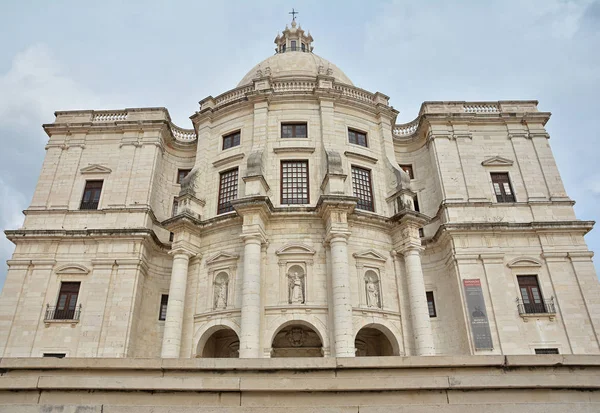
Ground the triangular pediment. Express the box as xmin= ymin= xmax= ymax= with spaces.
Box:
xmin=80 ymin=164 xmax=112 ymax=174
xmin=206 ymin=251 xmax=239 ymax=265
xmin=276 ymin=243 xmax=316 ymax=256
xmin=481 ymin=156 xmax=514 ymax=167
xmin=353 ymin=249 xmax=388 ymax=263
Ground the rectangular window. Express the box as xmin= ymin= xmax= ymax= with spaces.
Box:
xmin=301 ymin=43 xmax=306 ymax=52
xmin=172 ymin=199 xmax=178 ymax=217
xmin=291 ymin=40 xmax=297 ymax=50
xmin=159 ymin=294 xmax=168 ymax=321
xmin=535 ymin=348 xmax=559 ymax=354
xmin=518 ymin=275 xmax=546 ymax=314
xmin=491 ymin=172 xmax=515 ymax=203
xmin=399 ymin=164 xmax=414 ymax=179
xmin=177 ymin=169 xmax=191 ymax=184
xmin=351 ymin=166 xmax=374 ymax=211
xmin=217 ymin=168 xmax=239 ymax=214
xmin=281 ymin=160 xmax=309 ymax=205
xmin=426 ymin=291 xmax=437 ymax=317
xmin=80 ymin=180 xmax=103 ymax=210
xmin=281 ymin=122 xmax=307 ymax=138
xmin=55 ymin=282 xmax=80 ymax=320
xmin=43 ymin=353 xmax=66 ymax=358
xmin=348 ymin=128 xmax=367 ymax=147
xmin=222 ymin=130 xmax=241 ymax=150
xmin=413 ymin=195 xmax=420 ymax=212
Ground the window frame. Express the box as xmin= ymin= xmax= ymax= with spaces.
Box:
xmin=490 ymin=172 xmax=515 ymax=203
xmin=517 ymin=275 xmax=546 ymax=314
xmin=55 ymin=281 xmax=80 ymax=320
xmin=348 ymin=128 xmax=368 ymax=147
xmin=351 ymin=165 xmax=375 ymax=212
xmin=281 ymin=122 xmax=308 ymax=139
xmin=426 ymin=291 xmax=437 ymax=318
xmin=399 ymin=164 xmax=414 ymax=179
xmin=176 ymin=168 xmax=191 ymax=184
xmin=217 ymin=167 xmax=239 ymax=214
xmin=222 ymin=130 xmax=241 ymax=150
xmin=80 ymin=180 xmax=103 ymax=210
xmin=159 ymin=294 xmax=169 ymax=321
xmin=280 ymin=160 xmax=310 ymax=205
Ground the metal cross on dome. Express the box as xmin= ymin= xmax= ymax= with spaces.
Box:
xmin=289 ymin=8 xmax=299 ymax=22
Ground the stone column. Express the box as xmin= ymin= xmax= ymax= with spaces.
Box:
xmin=161 ymin=249 xmax=193 ymax=358
xmin=239 ymin=234 xmax=263 ymax=358
xmin=329 ymin=233 xmax=355 ymax=357
xmin=403 ymin=247 xmax=435 ymax=355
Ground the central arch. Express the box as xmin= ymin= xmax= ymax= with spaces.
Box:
xmin=355 ymin=323 xmax=400 ymax=356
xmin=196 ymin=325 xmax=240 ymax=358
xmin=270 ymin=320 xmax=324 ymax=358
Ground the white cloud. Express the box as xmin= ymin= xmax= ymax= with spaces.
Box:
xmin=0 ymin=44 xmax=117 ymax=288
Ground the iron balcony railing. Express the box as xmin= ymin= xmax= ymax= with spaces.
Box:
xmin=79 ymin=201 xmax=99 ymax=210
xmin=516 ymin=297 xmax=556 ymax=315
xmin=276 ymin=46 xmax=310 ymax=53
xmin=44 ymin=304 xmax=82 ymax=321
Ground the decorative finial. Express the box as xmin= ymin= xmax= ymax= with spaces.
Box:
xmin=289 ymin=8 xmax=299 ymax=22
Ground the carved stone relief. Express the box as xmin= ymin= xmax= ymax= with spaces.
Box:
xmin=213 ymin=272 xmax=229 ymax=309
xmin=365 ymin=270 xmax=381 ymax=308
xmin=287 ymin=265 xmax=305 ymax=304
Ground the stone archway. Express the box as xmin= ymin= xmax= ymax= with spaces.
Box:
xmin=197 ymin=326 xmax=239 ymax=358
xmin=271 ymin=323 xmax=323 ymax=357
xmin=355 ymin=325 xmax=398 ymax=356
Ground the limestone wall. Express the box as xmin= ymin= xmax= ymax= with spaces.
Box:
xmin=0 ymin=356 xmax=599 ymax=412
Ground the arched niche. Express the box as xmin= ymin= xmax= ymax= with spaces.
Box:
xmin=355 ymin=323 xmax=400 ymax=356
xmin=364 ymin=269 xmax=382 ymax=308
xmin=196 ymin=325 xmax=240 ymax=358
xmin=213 ymin=271 xmax=229 ymax=309
xmin=270 ymin=320 xmax=323 ymax=358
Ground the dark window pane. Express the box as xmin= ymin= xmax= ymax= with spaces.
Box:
xmin=177 ymin=169 xmax=191 ymax=184
xmin=351 ymin=166 xmax=374 ymax=211
xmin=348 ymin=128 xmax=367 ymax=147
xmin=281 ymin=123 xmax=307 ymax=138
xmin=55 ymin=282 xmax=80 ymax=320
xmin=426 ymin=291 xmax=437 ymax=317
xmin=223 ymin=131 xmax=241 ymax=150
xmin=217 ymin=168 xmax=239 ymax=214
xmin=491 ymin=172 xmax=515 ymax=202
xmin=535 ymin=348 xmax=559 ymax=354
xmin=281 ymin=161 xmax=309 ymax=204
xmin=159 ymin=294 xmax=169 ymax=321
xmin=517 ymin=275 xmax=546 ymax=314
xmin=399 ymin=164 xmax=414 ymax=179
xmin=80 ymin=180 xmax=103 ymax=210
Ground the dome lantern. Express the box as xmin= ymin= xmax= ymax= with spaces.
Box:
xmin=274 ymin=19 xmax=314 ymax=54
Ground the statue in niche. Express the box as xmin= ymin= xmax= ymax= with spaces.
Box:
xmin=214 ymin=273 xmax=228 ymax=309
xmin=288 ymin=270 xmax=305 ymax=304
xmin=365 ymin=272 xmax=381 ymax=308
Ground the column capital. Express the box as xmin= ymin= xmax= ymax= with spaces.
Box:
xmin=168 ymin=247 xmax=198 ymax=259
xmin=240 ymin=231 xmax=267 ymax=245
xmin=398 ymin=245 xmax=424 ymax=256
xmin=325 ymin=231 xmax=351 ymax=244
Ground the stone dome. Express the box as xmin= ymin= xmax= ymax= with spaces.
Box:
xmin=237 ymin=51 xmax=353 ymax=87
xmin=237 ymin=20 xmax=353 ymax=87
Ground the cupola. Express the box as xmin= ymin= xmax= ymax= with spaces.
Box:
xmin=274 ymin=20 xmax=314 ymax=53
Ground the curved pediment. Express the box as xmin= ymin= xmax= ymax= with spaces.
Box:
xmin=276 ymin=243 xmax=316 ymax=256
xmin=353 ymin=249 xmax=388 ymax=263
xmin=507 ymin=257 xmax=542 ymax=268
xmin=80 ymin=164 xmax=112 ymax=174
xmin=55 ymin=264 xmax=90 ymax=275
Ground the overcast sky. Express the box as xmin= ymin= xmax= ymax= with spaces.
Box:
xmin=0 ymin=0 xmax=599 ymax=287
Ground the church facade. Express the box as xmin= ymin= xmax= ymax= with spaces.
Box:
xmin=1 ymin=20 xmax=599 ymax=363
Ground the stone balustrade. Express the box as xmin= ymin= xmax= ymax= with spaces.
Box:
xmin=170 ymin=124 xmax=197 ymax=141
xmin=92 ymin=112 xmax=128 ymax=122
xmin=463 ymin=103 xmax=500 ymax=113
xmin=214 ymin=85 xmax=254 ymax=106
xmin=272 ymin=80 xmax=316 ymax=92
xmin=333 ymin=84 xmax=375 ymax=104
xmin=393 ymin=120 xmax=419 ymax=137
